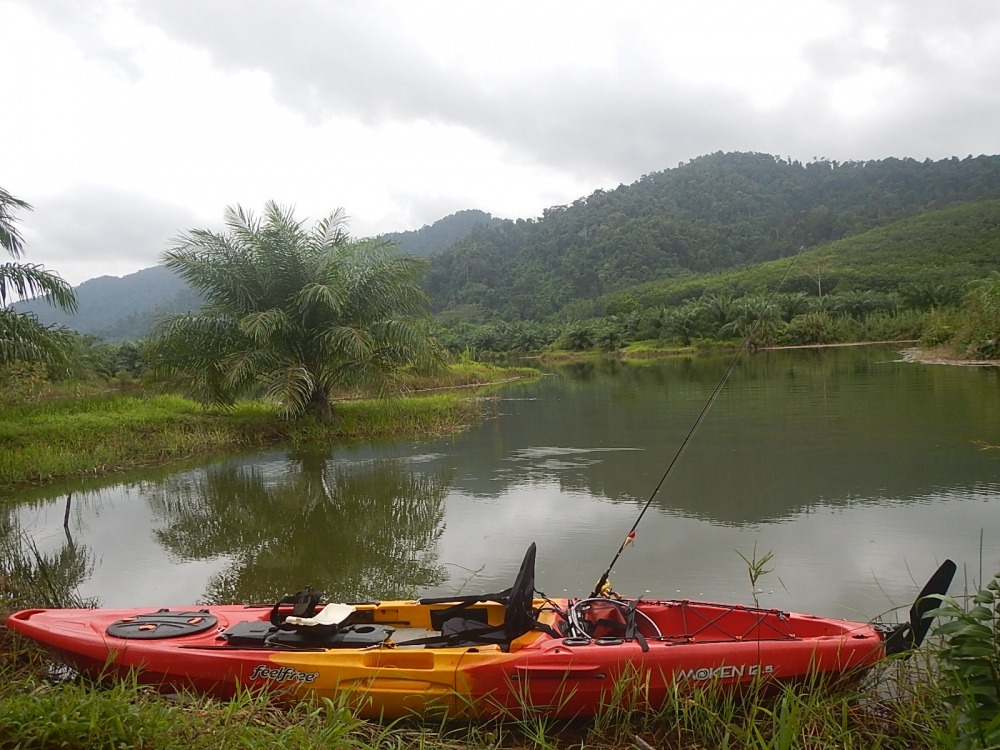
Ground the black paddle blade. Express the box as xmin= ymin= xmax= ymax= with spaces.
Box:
xmin=884 ymin=558 xmax=957 ymax=656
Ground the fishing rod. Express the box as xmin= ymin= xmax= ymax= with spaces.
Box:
xmin=589 ymin=254 xmax=803 ymax=599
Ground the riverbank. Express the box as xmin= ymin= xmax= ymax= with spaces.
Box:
xmin=0 ymin=361 xmax=540 ymax=494
xmin=551 ymin=339 xmax=1000 ymax=367
xmin=897 ymin=345 xmax=1000 ymax=367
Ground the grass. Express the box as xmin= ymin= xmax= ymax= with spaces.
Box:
xmin=0 ymin=363 xmax=537 ymax=494
xmin=0 ymin=629 xmax=973 ymax=750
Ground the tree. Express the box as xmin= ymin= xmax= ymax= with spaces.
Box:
xmin=0 ymin=188 xmax=77 ymax=366
xmin=663 ymin=304 xmax=704 ymax=346
xmin=143 ymin=202 xmax=444 ymax=421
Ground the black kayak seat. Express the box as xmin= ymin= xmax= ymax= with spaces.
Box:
xmin=412 ymin=542 xmax=553 ymax=650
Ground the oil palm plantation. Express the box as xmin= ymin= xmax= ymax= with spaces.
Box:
xmin=144 ymin=202 xmax=443 ymax=422
xmin=0 ymin=187 xmax=77 ymax=366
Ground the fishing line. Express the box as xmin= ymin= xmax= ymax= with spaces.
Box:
xmin=590 ymin=252 xmax=805 ymax=598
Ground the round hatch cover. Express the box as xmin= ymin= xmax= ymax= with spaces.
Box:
xmin=106 ymin=609 xmax=218 ymax=639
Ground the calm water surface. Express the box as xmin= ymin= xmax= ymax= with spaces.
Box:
xmin=9 ymin=345 xmax=1000 ymax=621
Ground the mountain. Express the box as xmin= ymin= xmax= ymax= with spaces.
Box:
xmin=424 ymin=152 xmax=1000 ymax=320
xmin=380 ymin=209 xmax=501 ymax=256
xmin=13 ymin=266 xmax=202 ymax=343
xmin=620 ymin=198 xmax=1000 ymax=310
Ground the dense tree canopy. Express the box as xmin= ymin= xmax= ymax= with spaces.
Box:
xmin=0 ymin=187 xmax=77 ymax=366
xmin=425 ymin=153 xmax=1000 ymax=321
xmin=144 ymin=202 xmax=443 ymax=421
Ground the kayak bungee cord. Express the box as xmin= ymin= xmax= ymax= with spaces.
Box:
xmin=589 ymin=253 xmax=804 ymax=599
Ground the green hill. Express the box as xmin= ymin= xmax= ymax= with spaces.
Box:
xmin=616 ymin=199 xmax=1000 ymax=310
xmin=12 ymin=266 xmax=202 ymax=343
xmin=380 ymin=209 xmax=501 ymax=256
xmin=425 ymin=152 xmax=1000 ymax=321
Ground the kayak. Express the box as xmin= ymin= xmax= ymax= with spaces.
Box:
xmin=4 ymin=544 xmax=955 ymax=719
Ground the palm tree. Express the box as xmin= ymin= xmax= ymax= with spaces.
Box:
xmin=664 ymin=304 xmax=704 ymax=346
xmin=143 ymin=202 xmax=443 ymax=422
xmin=0 ymin=188 xmax=77 ymax=366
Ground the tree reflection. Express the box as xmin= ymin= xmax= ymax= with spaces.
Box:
xmin=147 ymin=447 xmax=451 ymax=604
xmin=0 ymin=512 xmax=94 ymax=609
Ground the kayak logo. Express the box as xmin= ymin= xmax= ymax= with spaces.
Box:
xmin=249 ymin=664 xmax=320 ymax=684
xmin=675 ymin=664 xmax=774 ymax=682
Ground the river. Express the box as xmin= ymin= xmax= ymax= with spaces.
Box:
xmin=8 ymin=344 xmax=999 ymax=622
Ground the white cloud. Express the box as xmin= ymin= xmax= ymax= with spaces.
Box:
xmin=2 ymin=0 xmax=998 ymax=285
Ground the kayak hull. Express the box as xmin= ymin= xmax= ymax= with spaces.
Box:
xmin=5 ymin=597 xmax=885 ymax=719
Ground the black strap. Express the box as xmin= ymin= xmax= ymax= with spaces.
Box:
xmin=622 ymin=599 xmax=649 ymax=652
xmin=418 ymin=586 xmax=513 ymax=607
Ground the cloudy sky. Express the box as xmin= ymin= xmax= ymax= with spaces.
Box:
xmin=3 ymin=0 xmax=998 ymax=287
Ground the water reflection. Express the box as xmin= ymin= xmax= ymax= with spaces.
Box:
xmin=146 ymin=447 xmax=451 ymax=603
xmin=1 ymin=511 xmax=94 ymax=608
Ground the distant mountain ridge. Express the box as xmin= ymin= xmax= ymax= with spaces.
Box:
xmin=380 ymin=209 xmax=501 ymax=256
xmin=14 ymin=266 xmax=202 ymax=343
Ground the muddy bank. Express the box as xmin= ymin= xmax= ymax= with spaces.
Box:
xmin=897 ymin=346 xmax=1000 ymax=367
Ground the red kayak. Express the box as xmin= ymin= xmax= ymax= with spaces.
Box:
xmin=4 ymin=544 xmax=954 ymax=719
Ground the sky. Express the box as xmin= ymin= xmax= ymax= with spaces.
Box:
xmin=3 ymin=0 xmax=999 ymax=287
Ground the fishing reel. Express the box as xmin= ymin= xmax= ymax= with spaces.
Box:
xmin=595 ymin=579 xmax=624 ymax=600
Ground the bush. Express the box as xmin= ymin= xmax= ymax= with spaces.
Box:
xmin=932 ymin=570 xmax=1000 ymax=748
xmin=0 ymin=361 xmax=47 ymax=404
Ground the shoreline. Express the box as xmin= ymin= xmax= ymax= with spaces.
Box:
xmin=763 ymin=340 xmax=1000 ymax=367
xmin=896 ymin=345 xmax=1000 ymax=367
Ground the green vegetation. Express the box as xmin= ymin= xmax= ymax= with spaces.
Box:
xmin=0 ymin=361 xmax=527 ymax=493
xmin=0 ymin=187 xmax=78 ymax=368
xmin=11 ymin=156 xmax=1000 ymax=364
xmin=930 ymin=570 xmax=1000 ymax=747
xmin=145 ymin=202 xmax=444 ymax=422
xmin=436 ymin=200 xmax=1000 ymax=361
xmin=426 ymin=153 xmax=1000 ymax=322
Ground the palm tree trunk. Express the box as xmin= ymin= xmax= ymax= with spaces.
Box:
xmin=308 ymin=389 xmax=333 ymax=423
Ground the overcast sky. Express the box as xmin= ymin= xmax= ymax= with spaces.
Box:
xmin=3 ymin=0 xmax=998 ymax=287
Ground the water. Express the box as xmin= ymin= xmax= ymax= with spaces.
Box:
xmin=7 ymin=345 xmax=999 ymax=621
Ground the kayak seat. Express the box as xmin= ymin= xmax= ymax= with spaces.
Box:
xmin=440 ymin=616 xmax=506 ymax=646
xmin=408 ymin=542 xmax=557 ymax=651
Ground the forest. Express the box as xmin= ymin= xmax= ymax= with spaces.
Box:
xmin=425 ymin=152 xmax=1000 ymax=323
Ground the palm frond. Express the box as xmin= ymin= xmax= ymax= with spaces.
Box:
xmin=0 ymin=187 xmax=32 ymax=258
xmin=0 ymin=262 xmax=77 ymax=311
xmin=222 ymin=347 xmax=291 ymax=394
xmin=257 ymin=364 xmax=315 ymax=417
xmin=0 ymin=309 xmax=76 ymax=366
xmin=293 ymin=282 xmax=347 ymax=319
xmin=318 ymin=324 xmax=375 ymax=361
xmin=164 ymin=232 xmax=268 ymax=314
xmin=143 ymin=313 xmax=248 ymax=404
xmin=239 ymin=308 xmax=296 ymax=345
xmin=310 ymin=208 xmax=350 ymax=251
